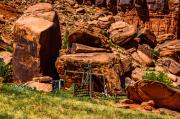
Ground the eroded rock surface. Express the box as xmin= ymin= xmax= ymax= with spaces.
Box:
xmin=13 ymin=3 xmax=61 ymax=83
xmin=56 ymin=52 xmax=132 ymax=95
xmin=126 ymin=80 xmax=180 ymax=111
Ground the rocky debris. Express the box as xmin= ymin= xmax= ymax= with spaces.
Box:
xmin=155 ymin=40 xmax=180 ymax=57
xmin=32 ymin=76 xmax=52 ymax=83
xmin=157 ymin=33 xmax=176 ymax=44
xmin=97 ymin=15 xmax=115 ymax=29
xmin=56 ymin=52 xmax=132 ymax=95
xmin=108 ymin=21 xmax=137 ymax=45
xmin=70 ymin=43 xmax=111 ymax=53
xmin=12 ymin=3 xmax=61 ymax=83
xmin=138 ymin=28 xmax=157 ymax=48
xmin=126 ymin=80 xmax=180 ymax=111
xmin=156 ymin=57 xmax=180 ymax=76
xmin=24 ymin=81 xmax=52 ymax=92
xmin=0 ymin=51 xmax=12 ymax=65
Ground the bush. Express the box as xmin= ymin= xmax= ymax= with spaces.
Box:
xmin=62 ymin=30 xmax=69 ymax=49
xmin=143 ymin=71 xmax=173 ymax=87
xmin=151 ymin=49 xmax=160 ymax=59
xmin=0 ymin=58 xmax=12 ymax=82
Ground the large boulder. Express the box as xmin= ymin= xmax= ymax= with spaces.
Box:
xmin=108 ymin=21 xmax=137 ymax=45
xmin=156 ymin=57 xmax=180 ymax=76
xmin=132 ymin=44 xmax=153 ymax=66
xmin=12 ymin=3 xmax=61 ymax=83
xmin=126 ymin=80 xmax=180 ymax=111
xmin=155 ymin=40 xmax=180 ymax=57
xmin=56 ymin=52 xmax=132 ymax=95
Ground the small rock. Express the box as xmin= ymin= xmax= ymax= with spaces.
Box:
xmin=141 ymin=100 xmax=155 ymax=107
xmin=76 ymin=8 xmax=86 ymax=14
xmin=144 ymin=106 xmax=153 ymax=111
xmin=120 ymin=99 xmax=134 ymax=104
xmin=87 ymin=20 xmax=98 ymax=25
xmin=74 ymin=4 xmax=79 ymax=9
xmin=33 ymin=76 xmax=52 ymax=82
xmin=0 ymin=51 xmax=12 ymax=65
xmin=24 ymin=81 xmax=52 ymax=92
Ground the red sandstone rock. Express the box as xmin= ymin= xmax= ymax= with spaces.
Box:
xmin=12 ymin=3 xmax=61 ymax=83
xmin=24 ymin=81 xmax=52 ymax=92
xmin=108 ymin=21 xmax=137 ymax=45
xmin=126 ymin=80 xmax=180 ymax=111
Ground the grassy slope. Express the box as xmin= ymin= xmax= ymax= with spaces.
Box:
xmin=0 ymin=84 xmax=177 ymax=119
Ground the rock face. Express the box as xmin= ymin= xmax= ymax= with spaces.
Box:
xmin=108 ymin=21 xmax=137 ymax=45
xmin=12 ymin=3 xmax=61 ymax=83
xmin=155 ymin=40 xmax=180 ymax=57
xmin=56 ymin=52 xmax=132 ymax=95
xmin=126 ymin=80 xmax=180 ymax=111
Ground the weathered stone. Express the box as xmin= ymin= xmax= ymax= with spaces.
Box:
xmin=127 ymin=80 xmax=180 ymax=111
xmin=155 ymin=40 xmax=180 ymax=57
xmin=98 ymin=15 xmax=115 ymax=29
xmin=33 ymin=76 xmax=52 ymax=82
xmin=0 ymin=51 xmax=12 ymax=65
xmin=132 ymin=44 xmax=153 ymax=66
xmin=76 ymin=8 xmax=86 ymax=13
xmin=141 ymin=100 xmax=155 ymax=107
xmin=56 ymin=52 xmax=132 ymax=95
xmin=12 ymin=3 xmax=61 ymax=83
xmin=156 ymin=57 xmax=180 ymax=75
xmin=138 ymin=28 xmax=157 ymax=48
xmin=108 ymin=21 xmax=137 ymax=45
xmin=131 ymin=67 xmax=144 ymax=81
xmin=120 ymin=99 xmax=134 ymax=104
xmin=144 ymin=106 xmax=153 ymax=111
xmin=157 ymin=33 xmax=176 ymax=44
xmin=24 ymin=81 xmax=52 ymax=92
xmin=70 ymin=43 xmax=111 ymax=53
xmin=68 ymin=28 xmax=109 ymax=48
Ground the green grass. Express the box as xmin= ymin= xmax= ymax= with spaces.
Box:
xmin=0 ymin=84 xmax=178 ymax=119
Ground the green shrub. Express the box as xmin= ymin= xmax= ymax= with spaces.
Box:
xmin=151 ymin=49 xmax=160 ymax=59
xmin=143 ymin=71 xmax=173 ymax=87
xmin=0 ymin=58 xmax=12 ymax=82
xmin=5 ymin=46 xmax=13 ymax=53
xmin=62 ymin=30 xmax=69 ymax=49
